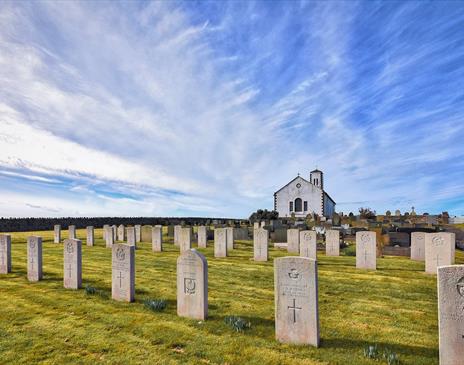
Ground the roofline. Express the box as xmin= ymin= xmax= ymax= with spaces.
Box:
xmin=324 ymin=191 xmax=336 ymax=204
xmin=273 ymin=176 xmax=312 ymax=195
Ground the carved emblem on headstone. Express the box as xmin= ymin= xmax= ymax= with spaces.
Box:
xmin=66 ymin=241 xmax=74 ymax=254
xmin=116 ymin=247 xmax=126 ymax=261
xmin=30 ymin=240 xmax=36 ymax=249
xmin=432 ymin=235 xmax=444 ymax=246
xmin=457 ymin=277 xmax=464 ymax=297
xmin=288 ymin=269 xmax=300 ymax=280
xmin=361 ymin=233 xmax=370 ymax=243
xmin=184 ymin=277 xmax=196 ymax=294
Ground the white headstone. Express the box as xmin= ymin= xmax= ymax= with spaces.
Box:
xmin=197 ymin=226 xmax=207 ymax=248
xmin=117 ymin=224 xmax=125 ymax=241
xmin=356 ymin=231 xmax=377 ymax=270
xmin=105 ymin=226 xmax=114 ymax=248
xmin=103 ymin=224 xmax=109 ymax=239
xmin=68 ymin=225 xmax=76 ymax=239
xmin=27 ymin=236 xmax=43 ymax=282
xmin=126 ymin=227 xmax=137 ymax=248
xmin=425 ymin=233 xmax=453 ymax=274
xmin=63 ymin=238 xmax=82 ymax=289
xmin=226 ymin=227 xmax=234 ymax=251
xmin=253 ymin=222 xmax=259 ymax=230
xmin=177 ymin=249 xmax=208 ymax=320
xmin=152 ymin=226 xmax=163 ymax=252
xmin=180 ymin=227 xmax=192 ymax=253
xmin=325 ymin=230 xmax=340 ymax=256
xmin=287 ymin=229 xmax=300 ymax=254
xmin=299 ymin=231 xmax=317 ymax=260
xmin=86 ymin=226 xmax=94 ymax=247
xmin=274 ymin=256 xmax=319 ymax=347
xmin=112 ymin=225 xmax=117 ymax=242
xmin=112 ymin=244 xmax=135 ymax=302
xmin=0 ymin=234 xmax=12 ymax=274
xmin=437 ymin=265 xmax=464 ymax=365
xmin=174 ymin=225 xmax=182 ymax=246
xmin=411 ymin=232 xmax=426 ymax=261
xmin=254 ymin=228 xmax=268 ymax=261
xmin=54 ymin=225 xmax=61 ymax=243
xmin=214 ymin=228 xmax=227 ymax=258
xmin=135 ymin=225 xmax=141 ymax=243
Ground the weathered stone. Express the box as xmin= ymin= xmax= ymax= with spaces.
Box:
xmin=27 ymin=236 xmax=42 ymax=282
xmin=86 ymin=226 xmax=94 ymax=247
xmin=63 ymin=239 xmax=82 ymax=289
xmin=174 ymin=225 xmax=182 ymax=246
xmin=214 ymin=228 xmax=227 ymax=257
xmin=254 ymin=228 xmax=268 ymax=261
xmin=177 ymin=249 xmax=208 ymax=320
xmin=411 ymin=232 xmax=426 ymax=261
xmin=356 ymin=231 xmax=376 ymax=270
xmin=253 ymin=222 xmax=259 ymax=230
xmin=105 ymin=226 xmax=114 ymax=248
xmin=299 ymin=231 xmax=317 ymax=260
xmin=274 ymin=256 xmax=319 ymax=347
xmin=226 ymin=227 xmax=234 ymax=250
xmin=68 ymin=225 xmax=76 ymax=239
xmin=287 ymin=229 xmax=300 ymax=253
xmin=437 ymin=265 xmax=464 ymax=365
xmin=126 ymin=227 xmax=137 ymax=248
xmin=325 ymin=230 xmax=340 ymax=256
xmin=103 ymin=224 xmax=109 ymax=239
xmin=54 ymin=225 xmax=61 ymax=243
xmin=180 ymin=227 xmax=192 ymax=253
xmin=0 ymin=234 xmax=12 ymax=274
xmin=117 ymin=225 xmax=125 ymax=241
xmin=425 ymin=232 xmax=453 ymax=274
xmin=141 ymin=225 xmax=152 ymax=242
xmin=152 ymin=226 xmax=162 ymax=252
xmin=197 ymin=226 xmax=208 ymax=248
xmin=112 ymin=244 xmax=135 ymax=302
xmin=135 ymin=225 xmax=141 ymax=243
xmin=111 ymin=225 xmax=117 ymax=242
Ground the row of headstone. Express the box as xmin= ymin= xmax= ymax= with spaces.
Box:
xmin=287 ymin=228 xmax=341 ymax=258
xmin=410 ymin=232 xmax=456 ymax=274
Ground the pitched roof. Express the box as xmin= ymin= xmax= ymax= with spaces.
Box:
xmin=273 ymin=176 xmax=313 ymax=195
xmin=310 ymin=169 xmax=322 ymax=173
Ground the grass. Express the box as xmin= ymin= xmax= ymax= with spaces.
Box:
xmin=0 ymin=228 xmax=462 ymax=365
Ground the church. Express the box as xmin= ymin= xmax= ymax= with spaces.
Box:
xmin=273 ymin=169 xmax=336 ymax=218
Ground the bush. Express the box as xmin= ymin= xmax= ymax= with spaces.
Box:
xmin=143 ymin=299 xmax=167 ymax=312
xmin=359 ymin=207 xmax=376 ymax=219
xmin=224 ymin=316 xmax=251 ymax=332
xmin=342 ymin=245 xmax=356 ymax=256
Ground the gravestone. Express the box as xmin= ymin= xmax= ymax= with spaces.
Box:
xmin=117 ymin=225 xmax=125 ymax=241
xmin=68 ymin=225 xmax=76 ymax=239
xmin=63 ymin=239 xmax=82 ymax=289
xmin=0 ymin=234 xmax=12 ymax=274
xmin=197 ymin=226 xmax=208 ymax=248
xmin=54 ymin=225 xmax=61 ymax=243
xmin=177 ymin=249 xmax=208 ymax=320
xmin=299 ymin=231 xmax=317 ymax=260
xmin=152 ymin=226 xmax=163 ymax=252
xmin=254 ymin=222 xmax=259 ymax=230
xmin=325 ymin=229 xmax=340 ymax=256
xmin=356 ymin=231 xmax=377 ymax=270
xmin=112 ymin=244 xmax=135 ymax=302
xmin=27 ymin=236 xmax=43 ymax=282
xmin=214 ymin=228 xmax=227 ymax=257
xmin=105 ymin=226 xmax=114 ymax=248
xmin=141 ymin=225 xmax=152 ymax=242
xmin=425 ymin=233 xmax=453 ymax=274
xmin=254 ymin=228 xmax=268 ymax=261
xmin=180 ymin=227 xmax=192 ymax=253
xmin=135 ymin=225 xmax=141 ymax=243
xmin=437 ymin=265 xmax=464 ymax=364
xmin=86 ymin=226 xmax=94 ymax=246
xmin=274 ymin=256 xmax=319 ymax=346
xmin=112 ymin=225 xmax=118 ymax=242
xmin=126 ymin=227 xmax=137 ymax=248
xmin=226 ymin=227 xmax=234 ymax=250
xmin=261 ymin=221 xmax=266 ymax=228
xmin=411 ymin=232 xmax=426 ymax=261
xmin=287 ymin=229 xmax=300 ymax=253
xmin=174 ymin=225 xmax=182 ymax=246
xmin=103 ymin=224 xmax=109 ymax=239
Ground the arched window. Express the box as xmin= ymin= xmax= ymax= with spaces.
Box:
xmin=294 ymin=198 xmax=302 ymax=212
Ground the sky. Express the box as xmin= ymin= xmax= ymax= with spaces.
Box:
xmin=0 ymin=1 xmax=464 ymax=218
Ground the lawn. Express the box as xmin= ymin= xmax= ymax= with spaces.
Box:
xmin=0 ymin=228 xmax=462 ymax=365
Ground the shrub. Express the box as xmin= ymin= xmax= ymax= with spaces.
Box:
xmin=342 ymin=245 xmax=356 ymax=256
xmin=143 ymin=299 xmax=167 ymax=312
xmin=224 ymin=316 xmax=251 ymax=332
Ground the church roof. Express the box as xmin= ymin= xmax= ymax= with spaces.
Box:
xmin=310 ymin=169 xmax=322 ymax=173
xmin=273 ymin=176 xmax=318 ymax=195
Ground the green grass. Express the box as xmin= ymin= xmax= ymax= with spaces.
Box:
xmin=0 ymin=228 xmax=462 ymax=365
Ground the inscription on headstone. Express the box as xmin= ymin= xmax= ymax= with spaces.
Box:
xmin=214 ymin=228 xmax=227 ymax=258
xmin=411 ymin=232 xmax=426 ymax=261
xmin=177 ymin=249 xmax=208 ymax=320
xmin=86 ymin=226 xmax=94 ymax=247
xmin=152 ymin=226 xmax=163 ymax=252
xmin=325 ymin=230 xmax=340 ymax=257
xmin=112 ymin=244 xmax=135 ymax=302
xmin=54 ymin=225 xmax=61 ymax=243
xmin=299 ymin=231 xmax=317 ymax=260
xmin=356 ymin=231 xmax=376 ymax=270
xmin=437 ymin=265 xmax=464 ymax=365
xmin=0 ymin=234 xmax=12 ymax=274
xmin=63 ymin=239 xmax=82 ymax=289
xmin=27 ymin=236 xmax=43 ymax=282
xmin=274 ymin=256 xmax=319 ymax=346
xmin=254 ymin=228 xmax=268 ymax=261
xmin=287 ymin=229 xmax=300 ymax=254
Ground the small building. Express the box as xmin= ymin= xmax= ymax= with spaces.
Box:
xmin=273 ymin=169 xmax=336 ymax=218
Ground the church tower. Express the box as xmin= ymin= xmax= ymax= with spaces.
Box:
xmin=310 ymin=169 xmax=323 ymax=190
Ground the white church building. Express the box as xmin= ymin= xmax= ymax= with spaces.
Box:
xmin=273 ymin=169 xmax=336 ymax=218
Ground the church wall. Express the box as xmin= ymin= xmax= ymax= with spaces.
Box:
xmin=323 ymin=194 xmax=336 ymax=218
xmin=275 ymin=177 xmax=323 ymax=218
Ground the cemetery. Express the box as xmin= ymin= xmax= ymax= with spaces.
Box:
xmin=0 ymin=214 xmax=463 ymax=364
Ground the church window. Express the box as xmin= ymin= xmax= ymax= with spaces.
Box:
xmin=304 ymin=201 xmax=308 ymax=211
xmin=289 ymin=202 xmax=293 ymax=212
xmin=295 ymin=198 xmax=302 ymax=212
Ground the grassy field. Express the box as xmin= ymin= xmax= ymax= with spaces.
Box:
xmin=0 ymin=228 xmax=462 ymax=365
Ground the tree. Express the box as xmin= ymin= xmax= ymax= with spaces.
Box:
xmin=248 ymin=209 xmax=279 ymax=223
xmin=385 ymin=210 xmax=391 ymax=216
xmin=359 ymin=207 xmax=376 ymax=219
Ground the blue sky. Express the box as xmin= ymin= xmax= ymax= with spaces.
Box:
xmin=0 ymin=1 xmax=463 ymax=218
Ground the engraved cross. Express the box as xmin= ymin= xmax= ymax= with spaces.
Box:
xmin=67 ymin=264 xmax=72 ymax=278
xmin=288 ymin=298 xmax=302 ymax=323
xmin=118 ymin=271 xmax=124 ymax=288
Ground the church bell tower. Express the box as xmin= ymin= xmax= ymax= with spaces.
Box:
xmin=310 ymin=169 xmax=323 ymax=190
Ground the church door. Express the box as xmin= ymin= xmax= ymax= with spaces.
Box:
xmin=294 ymin=198 xmax=302 ymax=212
